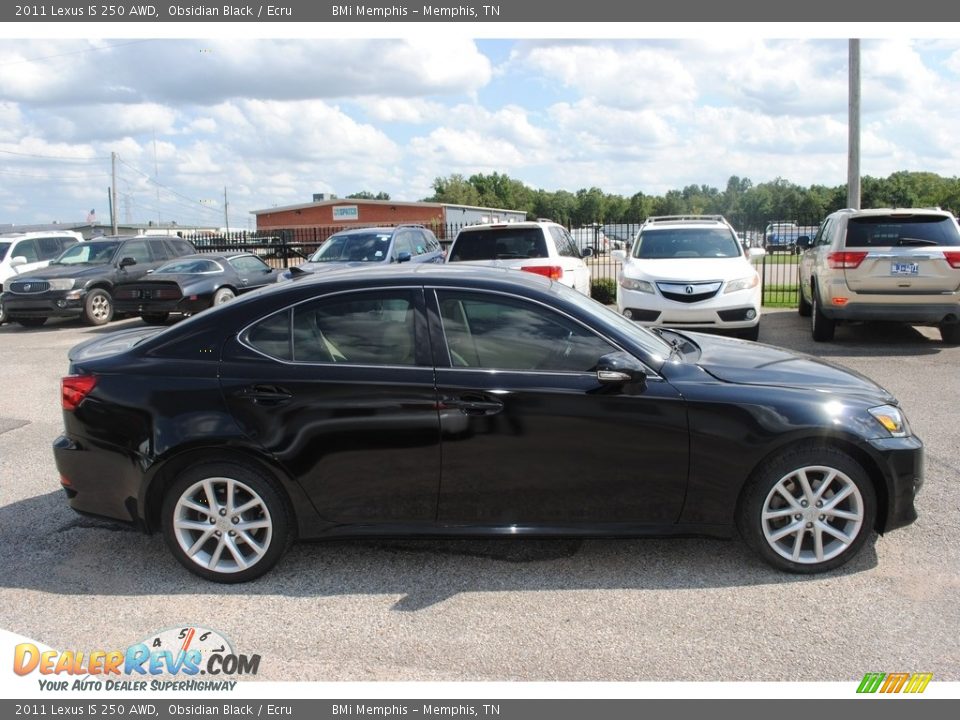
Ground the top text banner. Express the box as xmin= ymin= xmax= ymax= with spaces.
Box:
xmin=5 ymin=0 xmax=960 ymax=23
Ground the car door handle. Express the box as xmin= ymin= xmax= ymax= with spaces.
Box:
xmin=236 ymin=385 xmax=293 ymax=404
xmin=449 ymin=394 xmax=505 ymax=416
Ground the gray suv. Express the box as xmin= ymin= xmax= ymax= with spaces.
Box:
xmin=798 ymin=208 xmax=960 ymax=342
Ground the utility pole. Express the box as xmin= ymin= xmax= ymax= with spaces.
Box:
xmin=111 ymin=151 xmax=119 ymax=234
xmin=224 ymin=186 xmax=229 ymax=234
xmin=848 ymin=39 xmax=861 ymax=210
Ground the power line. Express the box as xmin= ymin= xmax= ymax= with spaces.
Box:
xmin=116 ymin=156 xmax=223 ymax=218
xmin=0 ymin=168 xmax=110 ymax=180
xmin=0 ymin=148 xmax=108 ymax=162
xmin=0 ymin=40 xmax=153 ymax=68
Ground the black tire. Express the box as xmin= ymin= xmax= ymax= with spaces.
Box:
xmin=82 ymin=288 xmax=114 ymax=326
xmin=212 ymin=287 xmax=236 ymax=307
xmin=0 ymin=299 xmax=7 ymax=325
xmin=161 ymin=461 xmax=292 ymax=583
xmin=736 ymin=444 xmax=876 ymax=574
xmin=739 ymin=323 xmax=760 ymax=341
xmin=810 ymin=283 xmax=835 ymax=342
xmin=142 ymin=312 xmax=169 ymax=326
xmin=940 ymin=322 xmax=960 ymax=345
xmin=15 ymin=317 xmax=47 ymax=328
xmin=797 ymin=279 xmax=812 ymax=317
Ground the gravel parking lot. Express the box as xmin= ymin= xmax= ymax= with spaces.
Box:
xmin=1 ymin=311 xmax=958 ymax=682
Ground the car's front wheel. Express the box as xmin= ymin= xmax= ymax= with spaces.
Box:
xmin=737 ymin=445 xmax=876 ymax=573
xmin=940 ymin=321 xmax=960 ymax=345
xmin=162 ymin=461 xmax=292 ymax=583
xmin=82 ymin=288 xmax=114 ymax=326
xmin=797 ymin=278 xmax=812 ymax=317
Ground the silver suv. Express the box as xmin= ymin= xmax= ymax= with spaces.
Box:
xmin=798 ymin=208 xmax=960 ymax=343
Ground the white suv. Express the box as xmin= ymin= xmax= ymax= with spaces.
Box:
xmin=798 ymin=207 xmax=960 ymax=343
xmin=612 ymin=215 xmax=762 ymax=340
xmin=0 ymin=230 xmax=84 ymax=324
xmin=446 ymin=221 xmax=592 ymax=295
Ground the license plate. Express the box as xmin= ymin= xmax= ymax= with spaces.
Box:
xmin=891 ymin=262 xmax=919 ymax=275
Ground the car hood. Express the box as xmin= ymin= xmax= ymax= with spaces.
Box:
xmin=624 ymin=257 xmax=753 ymax=281
xmin=15 ymin=263 xmax=114 ymax=280
xmin=687 ymin=332 xmax=895 ymax=402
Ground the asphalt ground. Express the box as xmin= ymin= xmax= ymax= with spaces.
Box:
xmin=0 ymin=310 xmax=958 ymax=682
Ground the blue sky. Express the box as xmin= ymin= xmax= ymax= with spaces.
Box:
xmin=1 ymin=37 xmax=960 ymax=229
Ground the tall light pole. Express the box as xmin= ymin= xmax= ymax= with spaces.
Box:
xmin=848 ymin=39 xmax=861 ymax=210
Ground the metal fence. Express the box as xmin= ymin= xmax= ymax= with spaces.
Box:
xmin=180 ymin=217 xmax=822 ymax=307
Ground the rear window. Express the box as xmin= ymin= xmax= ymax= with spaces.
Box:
xmin=449 ymin=228 xmax=548 ymax=261
xmin=845 ymin=216 xmax=960 ymax=248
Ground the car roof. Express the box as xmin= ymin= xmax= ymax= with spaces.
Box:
xmin=458 ymin=221 xmax=551 ymax=231
xmin=330 ymin=225 xmax=429 ymax=237
xmin=831 ymin=207 xmax=954 ymax=219
xmin=288 ymin=260 xmax=553 ymax=289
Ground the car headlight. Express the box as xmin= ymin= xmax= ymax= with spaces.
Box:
xmin=619 ymin=277 xmax=654 ymax=293
xmin=868 ymin=405 xmax=910 ymax=438
xmin=724 ymin=273 xmax=760 ymax=294
xmin=48 ymin=279 xmax=75 ymax=291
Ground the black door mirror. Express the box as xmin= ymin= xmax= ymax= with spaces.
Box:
xmin=594 ymin=352 xmax=647 ymax=393
xmin=396 ymin=251 xmax=412 ymax=264
xmin=797 ymin=236 xmax=812 ymax=250
xmin=119 ymin=257 xmax=137 ymax=268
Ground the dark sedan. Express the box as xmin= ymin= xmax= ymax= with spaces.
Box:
xmin=54 ymin=266 xmax=922 ymax=582
xmin=113 ymin=252 xmax=278 ymax=324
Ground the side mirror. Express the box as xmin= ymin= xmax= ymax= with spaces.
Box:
xmin=396 ymin=251 xmax=412 ymax=264
xmin=610 ymin=249 xmax=626 ymax=262
xmin=797 ymin=236 xmax=812 ymax=250
xmin=595 ymin=351 xmax=647 ymax=393
xmin=581 ymin=247 xmax=594 ymax=258
xmin=9 ymin=256 xmax=27 ymax=268
xmin=119 ymin=257 xmax=137 ymax=268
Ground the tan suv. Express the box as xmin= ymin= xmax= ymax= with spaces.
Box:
xmin=798 ymin=208 xmax=960 ymax=343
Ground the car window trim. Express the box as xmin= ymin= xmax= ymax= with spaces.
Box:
xmin=236 ymin=284 xmax=429 ymax=369
xmin=425 ymin=286 xmax=661 ymax=380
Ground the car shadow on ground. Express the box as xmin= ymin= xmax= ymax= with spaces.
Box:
xmin=759 ymin=309 xmax=946 ymax=358
xmin=0 ymin=491 xmax=879 ymax=610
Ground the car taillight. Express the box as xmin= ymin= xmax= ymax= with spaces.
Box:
xmin=944 ymin=251 xmax=960 ymax=269
xmin=61 ymin=375 xmax=97 ymax=411
xmin=827 ymin=251 xmax=868 ymax=269
xmin=521 ymin=265 xmax=563 ymax=281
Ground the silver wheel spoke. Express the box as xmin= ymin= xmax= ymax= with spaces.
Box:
xmin=225 ymin=478 xmax=236 ymax=514
xmin=233 ymin=498 xmax=259 ymax=515
xmin=774 ymin=486 xmax=802 ymax=510
xmin=796 ymin=469 xmax=816 ymax=505
xmin=768 ymin=520 xmax=803 ymax=542
xmin=238 ymin=530 xmax=266 ymax=557
xmin=201 ymin=479 xmax=219 ymax=513
xmin=823 ymin=507 xmax=859 ymax=521
xmin=813 ymin=470 xmax=837 ymax=501
xmin=207 ymin=539 xmax=226 ymax=570
xmin=186 ymin=528 xmax=216 ymax=556
xmin=817 ymin=520 xmax=852 ymax=544
xmin=235 ymin=518 xmax=270 ymax=531
xmin=181 ymin=499 xmax=212 ymax=517
xmin=762 ymin=507 xmax=795 ymax=520
xmin=823 ymin=484 xmax=854 ymax=510
xmin=791 ymin=528 xmax=805 ymax=560
xmin=813 ymin=526 xmax=825 ymax=562
xmin=224 ymin=535 xmax=248 ymax=569
xmin=175 ymin=518 xmax=212 ymax=532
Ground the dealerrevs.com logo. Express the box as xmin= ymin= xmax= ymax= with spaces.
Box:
xmin=12 ymin=626 xmax=260 ymax=691
xmin=857 ymin=672 xmax=933 ymax=694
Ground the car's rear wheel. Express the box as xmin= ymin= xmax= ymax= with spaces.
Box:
xmin=15 ymin=317 xmax=47 ymax=328
xmin=940 ymin=322 xmax=960 ymax=345
xmin=162 ymin=461 xmax=292 ymax=583
xmin=810 ymin=284 xmax=835 ymax=341
xmin=142 ymin=312 xmax=169 ymax=326
xmin=82 ymin=288 xmax=114 ymax=326
xmin=797 ymin=279 xmax=812 ymax=317
xmin=0 ymin=299 xmax=7 ymax=325
xmin=737 ymin=445 xmax=875 ymax=573
xmin=212 ymin=287 xmax=235 ymax=306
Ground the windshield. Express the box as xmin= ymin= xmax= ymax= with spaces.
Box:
xmin=449 ymin=228 xmax=548 ymax=261
xmin=633 ymin=228 xmax=743 ymax=259
xmin=156 ymin=258 xmax=223 ymax=274
xmin=309 ymin=232 xmax=391 ymax=263
xmin=846 ymin=216 xmax=960 ymax=247
xmin=0 ymin=242 xmax=10 ymax=262
xmin=53 ymin=241 xmax=119 ymax=265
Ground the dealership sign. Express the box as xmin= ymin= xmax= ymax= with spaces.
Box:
xmin=332 ymin=206 xmax=359 ymax=221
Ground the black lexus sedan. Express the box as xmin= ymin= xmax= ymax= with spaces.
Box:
xmin=113 ymin=252 xmax=278 ymax=324
xmin=54 ymin=265 xmax=922 ymax=582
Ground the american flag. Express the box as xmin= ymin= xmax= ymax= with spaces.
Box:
xmin=86 ymin=209 xmax=96 ymax=223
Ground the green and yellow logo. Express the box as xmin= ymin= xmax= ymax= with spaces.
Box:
xmin=857 ymin=672 xmax=933 ymax=694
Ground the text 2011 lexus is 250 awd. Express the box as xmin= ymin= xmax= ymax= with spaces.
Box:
xmin=54 ymin=265 xmax=922 ymax=582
